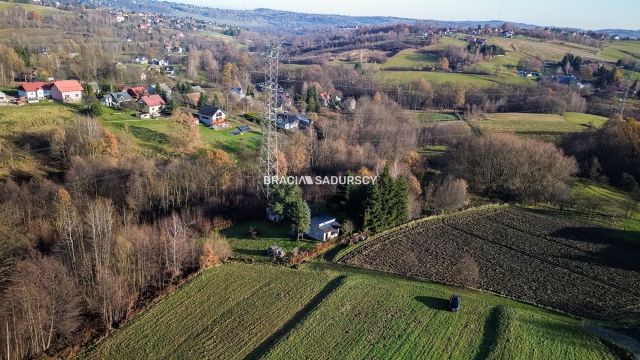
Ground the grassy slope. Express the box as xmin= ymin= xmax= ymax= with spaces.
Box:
xmin=471 ymin=112 xmax=608 ymax=141
xmin=265 ymin=273 xmax=615 ymax=360
xmin=376 ymin=70 xmax=530 ymax=87
xmin=80 ymin=263 xmax=618 ymax=360
xmin=571 ymin=180 xmax=640 ymax=234
xmin=80 ymin=264 xmax=338 ymax=360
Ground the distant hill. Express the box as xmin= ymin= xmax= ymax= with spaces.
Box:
xmin=53 ymin=0 xmax=640 ymax=37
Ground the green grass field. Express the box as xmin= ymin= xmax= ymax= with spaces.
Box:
xmin=564 ymin=112 xmax=608 ymax=128
xmin=100 ymin=108 xmax=261 ymax=158
xmin=381 ymin=49 xmax=437 ymax=70
xmin=599 ymin=40 xmax=640 ymax=62
xmin=405 ymin=110 xmax=459 ymax=123
xmin=78 ymin=264 xmax=338 ymax=360
xmin=471 ymin=112 xmax=598 ymax=141
xmin=223 ymin=220 xmax=316 ymax=261
xmin=376 ymin=70 xmax=530 ymax=87
xmin=0 ymin=101 xmax=77 ymax=131
xmin=571 ymin=180 xmax=640 ymax=235
xmin=79 ymin=263 xmax=619 ymax=360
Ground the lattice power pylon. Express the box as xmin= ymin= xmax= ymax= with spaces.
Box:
xmin=259 ymin=45 xmax=280 ymax=201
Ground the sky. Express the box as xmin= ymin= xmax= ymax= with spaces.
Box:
xmin=177 ymin=0 xmax=639 ymax=30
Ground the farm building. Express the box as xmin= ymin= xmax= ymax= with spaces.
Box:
xmin=51 ymin=80 xmax=83 ymax=103
xmin=0 ymin=91 xmax=7 ymax=103
xmin=199 ymin=105 xmax=226 ymax=127
xmin=138 ymin=95 xmax=166 ymax=117
xmin=307 ymin=216 xmax=341 ymax=242
xmin=266 ymin=245 xmax=286 ymax=258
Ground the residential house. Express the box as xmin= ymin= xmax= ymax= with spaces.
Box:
xmin=0 ymin=91 xmax=7 ymax=103
xmin=126 ymin=86 xmax=146 ymax=99
xmin=103 ymin=91 xmax=133 ymax=107
xmin=18 ymin=82 xmax=46 ymax=102
xmin=185 ymin=92 xmax=201 ymax=107
xmin=138 ymin=95 xmax=165 ymax=117
xmin=199 ymin=105 xmax=226 ymax=127
xmin=191 ymin=85 xmax=204 ymax=93
xmin=266 ymin=245 xmax=286 ymax=258
xmin=147 ymin=64 xmax=161 ymax=73
xmin=51 ymin=80 xmax=83 ymax=103
xmin=164 ymin=66 xmax=175 ymax=75
xmin=307 ymin=216 xmax=341 ymax=242
xmin=230 ymin=87 xmax=245 ymax=98
xmin=276 ymin=113 xmax=300 ymax=130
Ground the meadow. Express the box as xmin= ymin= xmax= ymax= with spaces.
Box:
xmin=470 ymin=112 xmax=601 ymax=141
xmin=223 ymin=220 xmax=316 ymax=261
xmin=78 ymin=264 xmax=339 ymax=360
xmin=79 ymin=263 xmax=620 ymax=360
xmin=376 ymin=70 xmax=530 ymax=87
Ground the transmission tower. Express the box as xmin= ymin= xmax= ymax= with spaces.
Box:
xmin=259 ymin=45 xmax=280 ymax=201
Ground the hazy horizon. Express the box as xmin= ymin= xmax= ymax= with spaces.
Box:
xmin=173 ymin=0 xmax=638 ymax=30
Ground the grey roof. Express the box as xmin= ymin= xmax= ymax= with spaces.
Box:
xmin=191 ymin=85 xmax=204 ymax=93
xmin=311 ymin=216 xmax=340 ymax=226
xmin=199 ymin=105 xmax=221 ymax=117
xmin=111 ymin=91 xmax=132 ymax=102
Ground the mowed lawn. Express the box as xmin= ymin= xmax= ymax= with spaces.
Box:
xmin=264 ymin=273 xmax=617 ymax=360
xmin=80 ymin=264 xmax=619 ymax=360
xmin=79 ymin=264 xmax=339 ymax=360
xmin=471 ymin=112 xmax=606 ymax=141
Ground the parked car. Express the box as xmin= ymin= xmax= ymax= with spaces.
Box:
xmin=449 ymin=295 xmax=461 ymax=312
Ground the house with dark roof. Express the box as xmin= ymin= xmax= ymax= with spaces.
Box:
xmin=51 ymin=80 xmax=83 ymax=103
xmin=276 ymin=113 xmax=299 ymax=130
xmin=138 ymin=95 xmax=165 ymax=117
xmin=307 ymin=216 xmax=341 ymax=242
xmin=102 ymin=91 xmax=133 ymax=107
xmin=199 ymin=105 xmax=226 ymax=127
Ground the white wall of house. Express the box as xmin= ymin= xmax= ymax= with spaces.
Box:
xmin=52 ymin=88 xmax=82 ymax=103
xmin=145 ymin=105 xmax=163 ymax=116
xmin=18 ymin=89 xmax=44 ymax=100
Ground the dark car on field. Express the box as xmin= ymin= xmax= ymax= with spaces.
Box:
xmin=449 ymin=295 xmax=461 ymax=312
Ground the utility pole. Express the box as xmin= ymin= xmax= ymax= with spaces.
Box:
xmin=259 ymin=44 xmax=280 ymax=202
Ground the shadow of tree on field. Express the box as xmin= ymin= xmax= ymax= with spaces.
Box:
xmin=473 ymin=306 xmax=504 ymax=360
xmin=415 ymin=296 xmax=449 ymax=311
xmin=129 ymin=126 xmax=170 ymax=144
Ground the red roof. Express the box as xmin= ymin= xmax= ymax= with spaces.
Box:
xmin=127 ymin=86 xmax=146 ymax=97
xmin=53 ymin=80 xmax=83 ymax=92
xmin=140 ymin=95 xmax=165 ymax=107
xmin=19 ymin=82 xmax=46 ymax=92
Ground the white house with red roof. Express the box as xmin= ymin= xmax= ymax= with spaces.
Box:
xmin=138 ymin=95 xmax=166 ymax=117
xmin=51 ymin=80 xmax=84 ymax=103
xmin=18 ymin=82 xmax=46 ymax=102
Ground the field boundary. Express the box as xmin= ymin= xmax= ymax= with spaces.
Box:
xmin=333 ymin=204 xmax=507 ymax=262
xmin=242 ymin=275 xmax=346 ymax=359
